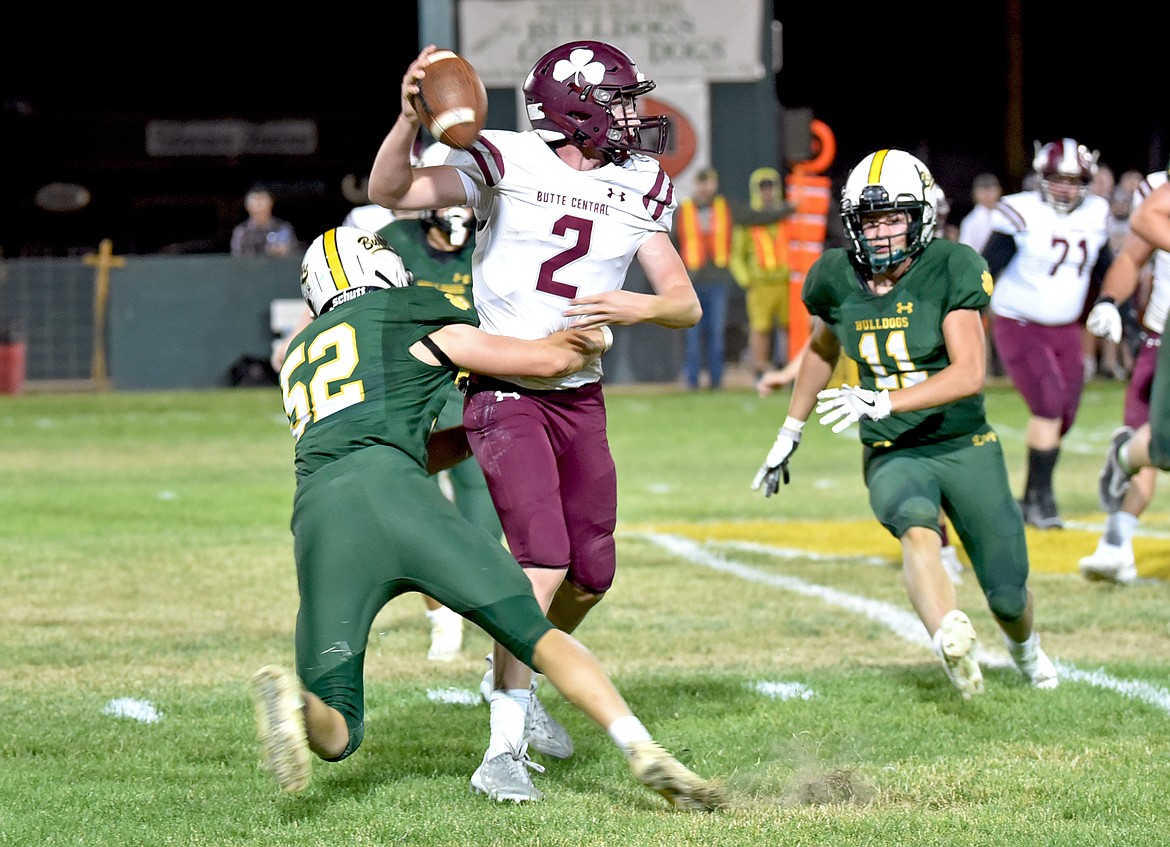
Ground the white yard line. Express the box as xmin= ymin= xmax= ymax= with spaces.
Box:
xmin=628 ymin=531 xmax=1170 ymax=715
xmin=1062 ymin=519 xmax=1170 ymax=539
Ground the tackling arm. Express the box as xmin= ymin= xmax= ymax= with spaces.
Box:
xmin=562 ymin=232 xmax=702 ymax=329
xmin=412 ymin=324 xmax=608 ymax=379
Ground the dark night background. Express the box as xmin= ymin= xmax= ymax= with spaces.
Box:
xmin=1 ymin=3 xmax=1162 ymax=258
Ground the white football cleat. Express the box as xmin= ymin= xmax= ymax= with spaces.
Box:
xmin=626 ymin=740 xmax=727 ymax=811
xmin=251 ymin=664 xmax=311 ymax=793
xmin=525 ymin=692 xmax=574 ymax=760
xmin=1078 ymin=542 xmax=1137 ymax=585
xmin=932 ymin=610 xmax=984 ymax=699
xmin=470 ymin=743 xmax=545 ymax=803
xmin=1005 ymin=633 xmax=1059 ymax=689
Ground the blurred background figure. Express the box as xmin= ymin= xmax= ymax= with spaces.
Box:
xmin=958 ymin=172 xmax=1002 ymax=253
xmin=675 ymin=167 xmax=735 ymax=390
xmin=730 ymin=167 xmax=795 ymax=379
xmin=1092 ymin=162 xmax=1116 ymax=201
xmin=933 ymin=185 xmax=958 ymax=241
xmin=958 ymin=173 xmax=1003 ymax=376
xmin=231 ymin=185 xmax=297 ymax=257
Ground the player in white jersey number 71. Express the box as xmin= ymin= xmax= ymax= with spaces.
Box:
xmin=983 ymin=138 xmax=1114 ymax=530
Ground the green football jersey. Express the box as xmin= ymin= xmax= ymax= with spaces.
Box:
xmin=279 ymin=285 xmax=478 ymax=478
xmin=378 ymin=219 xmax=474 ymax=297
xmin=803 ymin=239 xmax=995 ymax=448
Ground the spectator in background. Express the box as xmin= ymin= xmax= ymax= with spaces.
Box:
xmin=1094 ymin=180 xmax=1144 ymax=379
xmin=730 ymin=167 xmax=795 ymax=379
xmin=1092 ymin=162 xmax=1116 ymax=201
xmin=231 ymin=185 xmax=297 ymax=257
xmin=958 ymin=172 xmax=1002 ymax=253
xmin=1108 ymin=184 xmax=1134 ymax=254
xmin=984 ymin=139 xmax=1113 ymax=529
xmin=676 ymin=167 xmax=735 ymax=390
xmin=1118 ymin=169 xmax=1145 ymax=200
xmin=933 ymin=185 xmax=958 ymax=241
xmin=957 ymin=174 xmax=1003 ymax=376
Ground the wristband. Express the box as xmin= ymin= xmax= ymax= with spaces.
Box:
xmin=1095 ymin=296 xmax=1117 ymax=306
xmin=599 ymin=325 xmax=614 ymax=351
xmin=782 ymin=415 xmax=806 ymax=433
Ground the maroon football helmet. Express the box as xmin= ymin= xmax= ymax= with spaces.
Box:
xmin=522 ymin=41 xmax=669 ymax=161
xmin=1032 ymin=138 xmax=1099 ymax=214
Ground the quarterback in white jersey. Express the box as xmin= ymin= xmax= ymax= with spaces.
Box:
xmin=1079 ymin=168 xmax=1170 ymax=583
xmin=446 ymin=129 xmax=676 ymax=389
xmin=367 ymin=42 xmax=700 ymax=804
xmin=983 ymin=138 xmax=1116 ymax=531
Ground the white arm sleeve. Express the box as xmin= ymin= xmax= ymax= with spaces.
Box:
xmin=455 ymin=169 xmax=482 ymax=211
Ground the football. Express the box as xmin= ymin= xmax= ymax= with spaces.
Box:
xmin=414 ymin=50 xmax=488 ymax=150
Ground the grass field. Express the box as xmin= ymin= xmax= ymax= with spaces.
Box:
xmin=1 ymin=378 xmax=1168 ymax=846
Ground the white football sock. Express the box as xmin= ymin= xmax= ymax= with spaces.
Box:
xmin=485 ymin=689 xmax=530 ymax=759
xmin=607 ymin=715 xmax=652 ymax=755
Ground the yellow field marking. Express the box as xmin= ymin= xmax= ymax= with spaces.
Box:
xmin=625 ymin=519 xmax=1170 ymax=581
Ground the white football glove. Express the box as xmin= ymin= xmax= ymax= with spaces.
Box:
xmin=751 ymin=423 xmax=802 ymax=497
xmin=815 ymin=385 xmax=892 ymax=434
xmin=1086 ymin=298 xmax=1123 ymax=344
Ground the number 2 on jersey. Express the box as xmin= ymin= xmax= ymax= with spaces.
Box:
xmin=536 ymin=215 xmax=593 ymax=298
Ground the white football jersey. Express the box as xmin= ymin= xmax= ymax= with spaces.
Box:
xmin=988 ymin=190 xmax=1111 ymax=325
xmin=1135 ymin=170 xmax=1170 ymax=335
xmin=447 ymin=130 xmax=676 ymax=389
